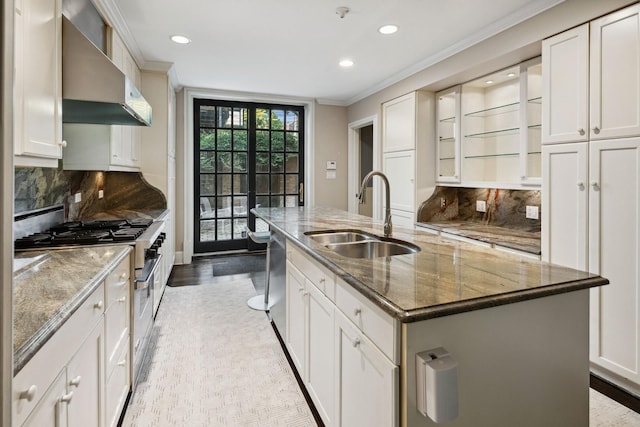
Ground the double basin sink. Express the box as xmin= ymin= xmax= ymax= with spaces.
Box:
xmin=304 ymin=229 xmax=421 ymax=259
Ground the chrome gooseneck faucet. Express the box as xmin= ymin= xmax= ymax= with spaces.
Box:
xmin=357 ymin=171 xmax=392 ymax=237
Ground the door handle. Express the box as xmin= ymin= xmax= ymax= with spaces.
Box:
xmin=299 ymin=182 xmax=304 ymax=204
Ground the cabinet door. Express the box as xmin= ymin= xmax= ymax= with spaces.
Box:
xmin=436 ymin=87 xmax=461 ymax=183
xmin=286 ymin=261 xmax=307 ymax=376
xmin=66 ymin=320 xmax=105 ymax=427
xmin=383 ymin=150 xmax=415 ymax=212
xmin=541 ymin=143 xmax=588 ymax=270
xmin=542 ymin=24 xmax=589 ymax=144
xmin=383 ymin=93 xmax=416 ymax=152
xmin=22 ymin=370 xmax=68 ymax=427
xmin=589 ymin=138 xmax=640 ymax=384
xmin=307 ymin=281 xmax=335 ymax=426
xmin=335 ymin=311 xmax=398 ymax=427
xmin=590 ymin=4 xmax=640 ymax=140
xmin=14 ymin=0 xmax=63 ymax=162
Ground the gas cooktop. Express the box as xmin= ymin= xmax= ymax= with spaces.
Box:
xmin=15 ymin=218 xmax=154 ymax=249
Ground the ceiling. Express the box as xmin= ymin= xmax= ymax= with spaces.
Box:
xmin=99 ymin=0 xmax=563 ymax=105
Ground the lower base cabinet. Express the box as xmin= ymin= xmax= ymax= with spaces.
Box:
xmin=335 ymin=310 xmax=398 ymax=427
xmin=285 ymin=243 xmax=398 ymax=427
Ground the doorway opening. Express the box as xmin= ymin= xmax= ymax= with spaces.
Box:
xmin=348 ymin=116 xmax=380 ymax=219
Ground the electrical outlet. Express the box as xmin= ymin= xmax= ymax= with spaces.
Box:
xmin=476 ymin=200 xmax=486 ymax=212
xmin=74 ymin=192 xmax=82 ymax=203
xmin=98 ymin=190 xmax=104 ymax=199
xmin=440 ymin=198 xmax=446 ymax=209
xmin=526 ymin=205 xmax=539 ymax=219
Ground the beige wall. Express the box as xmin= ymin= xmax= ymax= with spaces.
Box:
xmin=312 ymin=101 xmax=348 ymax=209
xmin=347 ymin=0 xmax=636 ymax=124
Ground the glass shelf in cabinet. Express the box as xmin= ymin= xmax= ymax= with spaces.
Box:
xmin=439 ymin=157 xmax=456 ymax=161
xmin=439 ymin=137 xmax=455 ymax=142
xmin=464 ymin=101 xmax=519 ymax=117
xmin=439 ymin=116 xmax=456 ymax=123
xmin=528 ymin=97 xmax=542 ymax=104
xmin=464 ymin=152 xmax=519 ymax=159
xmin=464 ymin=127 xmax=519 ymax=138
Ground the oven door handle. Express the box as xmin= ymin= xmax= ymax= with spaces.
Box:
xmin=134 ymin=254 xmax=162 ymax=289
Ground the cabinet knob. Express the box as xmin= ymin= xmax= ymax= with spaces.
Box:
xmin=592 ymin=126 xmax=600 ymax=134
xmin=60 ymin=392 xmax=74 ymax=404
xmin=591 ymin=181 xmax=600 ymax=191
xmin=354 ymin=308 xmax=362 ymax=316
xmin=19 ymin=385 xmax=38 ymax=402
xmin=577 ymin=181 xmax=585 ymax=190
xmin=117 ymin=296 xmax=126 ymax=303
xmin=298 ymin=286 xmax=304 ymax=293
xmin=577 ymin=128 xmax=585 ymax=136
xmin=69 ymin=376 xmax=82 ymax=387
xmin=352 ymin=338 xmax=361 ymax=348
xmin=93 ymin=300 xmax=103 ymax=310
xmin=319 ymin=278 xmax=325 ymax=284
xmin=302 ymin=291 xmax=309 ymax=297
xmin=119 ymin=272 xmax=127 ymax=281
xmin=59 ymin=140 xmax=67 ymax=148
xmin=117 ymin=359 xmax=127 ymax=367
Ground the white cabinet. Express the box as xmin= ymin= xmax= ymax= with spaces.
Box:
xmin=66 ymin=320 xmax=105 ymax=427
xmin=14 ymin=0 xmax=64 ymax=168
xmin=381 ymin=92 xmax=434 ymax=227
xmin=543 ymin=138 xmax=640 ymax=394
xmin=285 ymin=243 xmax=398 ymax=426
xmin=588 ymin=139 xmax=640 ymax=390
xmin=436 ymin=86 xmax=461 ymax=183
xmin=542 ymin=4 xmax=640 ymax=145
xmin=335 ymin=310 xmax=398 ymax=427
xmin=285 ymin=261 xmax=306 ymax=374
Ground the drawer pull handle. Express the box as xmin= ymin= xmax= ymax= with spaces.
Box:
xmin=577 ymin=181 xmax=585 ymax=190
xmin=354 ymin=308 xmax=362 ymax=316
xmin=19 ymin=385 xmax=38 ymax=402
xmin=592 ymin=126 xmax=600 ymax=134
xmin=94 ymin=300 xmax=104 ymax=310
xmin=591 ymin=181 xmax=600 ymax=191
xmin=60 ymin=392 xmax=74 ymax=403
xmin=577 ymin=128 xmax=585 ymax=136
xmin=69 ymin=376 xmax=82 ymax=387
xmin=117 ymin=296 xmax=126 ymax=303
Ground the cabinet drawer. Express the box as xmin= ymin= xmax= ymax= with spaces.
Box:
xmin=13 ymin=282 xmax=105 ymax=426
xmin=106 ymin=343 xmax=130 ymax=427
xmin=105 ymin=291 xmax=129 ymax=375
xmin=289 ymin=244 xmax=335 ymax=301
xmin=335 ymin=278 xmax=399 ymax=364
xmin=105 ymin=255 xmax=130 ymax=308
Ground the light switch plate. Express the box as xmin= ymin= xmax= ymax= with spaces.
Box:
xmin=476 ymin=200 xmax=486 ymax=212
xmin=74 ymin=192 xmax=82 ymax=203
xmin=326 ymin=161 xmax=337 ymax=170
xmin=526 ymin=205 xmax=539 ymax=219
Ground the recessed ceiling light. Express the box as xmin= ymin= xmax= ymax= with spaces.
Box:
xmin=339 ymin=59 xmax=354 ymax=68
xmin=171 ymin=35 xmax=191 ymax=44
xmin=379 ymin=24 xmax=398 ymax=35
xmin=507 ymin=72 xmax=516 ymax=77
xmin=485 ymin=80 xmax=494 ymax=84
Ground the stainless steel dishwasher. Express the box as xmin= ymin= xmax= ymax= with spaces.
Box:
xmin=268 ymin=230 xmax=287 ymax=334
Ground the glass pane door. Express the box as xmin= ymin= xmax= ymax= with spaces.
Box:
xmin=194 ymin=100 xmax=304 ymax=253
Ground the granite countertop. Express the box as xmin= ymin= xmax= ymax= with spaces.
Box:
xmin=13 ymin=245 xmax=132 ymax=374
xmin=83 ymin=208 xmax=168 ymax=221
xmin=415 ymin=221 xmax=541 ymax=255
xmin=253 ymin=206 xmax=607 ymax=323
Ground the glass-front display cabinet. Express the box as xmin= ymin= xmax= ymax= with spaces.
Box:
xmin=436 ymin=86 xmax=461 ymax=183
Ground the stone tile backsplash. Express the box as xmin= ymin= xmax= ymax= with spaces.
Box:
xmin=417 ymin=186 xmax=541 ymax=232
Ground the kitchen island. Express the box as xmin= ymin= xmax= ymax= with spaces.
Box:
xmin=253 ymin=206 xmax=607 ymax=427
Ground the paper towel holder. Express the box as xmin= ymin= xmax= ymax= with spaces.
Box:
xmin=416 ymin=347 xmax=459 ymax=423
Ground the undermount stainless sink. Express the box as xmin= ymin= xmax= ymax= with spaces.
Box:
xmin=304 ymin=229 xmax=378 ymax=245
xmin=325 ymin=240 xmax=421 ymax=258
xmin=305 ymin=229 xmax=421 ymax=258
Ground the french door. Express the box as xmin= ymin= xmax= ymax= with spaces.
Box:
xmin=194 ymin=99 xmax=304 ymax=253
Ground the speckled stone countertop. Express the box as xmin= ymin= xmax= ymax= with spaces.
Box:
xmin=13 ymin=245 xmax=132 ymax=374
xmin=415 ymin=221 xmax=541 ymax=255
xmin=253 ymin=207 xmax=607 ymax=323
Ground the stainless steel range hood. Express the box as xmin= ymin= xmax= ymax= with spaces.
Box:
xmin=62 ymin=16 xmax=151 ymax=126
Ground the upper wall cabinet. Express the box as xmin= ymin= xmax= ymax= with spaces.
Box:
xmin=458 ymin=57 xmax=542 ymax=187
xmin=436 ymin=86 xmax=461 ymax=183
xmin=14 ymin=0 xmax=64 ymax=168
xmin=383 ymin=93 xmax=418 ymax=153
xmin=543 ymin=3 xmax=640 ymax=144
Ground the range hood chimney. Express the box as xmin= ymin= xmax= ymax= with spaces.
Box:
xmin=62 ymin=15 xmax=152 ymax=126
